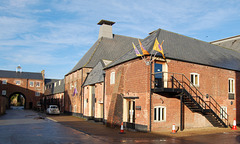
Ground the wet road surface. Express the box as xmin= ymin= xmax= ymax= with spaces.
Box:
xmin=0 ymin=108 xmax=104 ymax=144
xmin=1 ymin=108 xmax=240 ymax=144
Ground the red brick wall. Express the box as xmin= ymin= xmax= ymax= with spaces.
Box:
xmin=104 ymin=57 xmax=239 ymax=131
xmin=0 ymin=78 xmax=44 ymax=109
xmin=64 ymin=68 xmax=92 ymax=114
xmin=0 ymin=95 xmax=6 ymax=115
xmin=105 ymin=58 xmax=150 ymax=127
xmin=167 ymin=60 xmax=238 ymax=125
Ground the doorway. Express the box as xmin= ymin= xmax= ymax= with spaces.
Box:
xmin=154 ymin=63 xmax=163 ymax=88
xmin=127 ymin=100 xmax=135 ymax=129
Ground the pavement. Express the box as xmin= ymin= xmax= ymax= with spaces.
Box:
xmin=43 ymin=113 xmax=240 ymax=139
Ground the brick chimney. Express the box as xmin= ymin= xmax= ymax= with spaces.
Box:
xmin=97 ymin=20 xmax=115 ymax=39
xmin=41 ymin=70 xmax=45 ymax=80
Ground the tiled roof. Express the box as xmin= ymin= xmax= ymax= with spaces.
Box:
xmin=44 ymin=79 xmax=64 ymax=95
xmin=210 ymin=36 xmax=240 ymax=53
xmin=0 ymin=70 xmax=43 ymax=80
xmin=83 ymin=60 xmax=105 ymax=86
xmin=106 ymin=29 xmax=240 ymax=72
xmin=67 ymin=34 xmax=139 ymax=75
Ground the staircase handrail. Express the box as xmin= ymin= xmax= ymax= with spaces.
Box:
xmin=172 ymin=74 xmax=229 ymax=125
xmin=171 ymin=76 xmax=208 ymax=110
xmin=152 ymin=71 xmax=229 ymax=126
xmin=208 ymin=95 xmax=229 ymax=122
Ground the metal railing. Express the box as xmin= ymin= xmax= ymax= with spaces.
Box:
xmin=152 ymin=72 xmax=229 ymax=126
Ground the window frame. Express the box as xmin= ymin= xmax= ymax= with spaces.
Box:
xmin=190 ymin=73 xmax=200 ymax=87
xmin=36 ymin=81 xmax=40 ymax=87
xmin=154 ymin=106 xmax=166 ymax=122
xmin=220 ymin=106 xmax=227 ymax=119
xmin=29 ymin=81 xmax=34 ymax=87
xmin=110 ymin=72 xmax=115 ymax=85
xmin=2 ymin=80 xmax=7 ymax=84
xmin=2 ymin=90 xmax=6 ymax=96
xmin=35 ymin=91 xmax=40 ymax=96
xmin=37 ymin=101 xmax=41 ymax=106
xmin=16 ymin=80 xmax=21 ymax=85
xmin=228 ymin=78 xmax=235 ymax=94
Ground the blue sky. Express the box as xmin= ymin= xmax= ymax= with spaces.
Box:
xmin=0 ymin=0 xmax=240 ymax=79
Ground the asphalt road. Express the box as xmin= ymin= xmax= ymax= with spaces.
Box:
xmin=1 ymin=108 xmax=240 ymax=144
xmin=0 ymin=108 xmax=104 ymax=144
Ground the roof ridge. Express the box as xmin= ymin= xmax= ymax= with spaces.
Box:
xmin=0 ymin=69 xmax=41 ymax=74
xmin=113 ymin=34 xmax=142 ymax=40
xmin=83 ymin=37 xmax=103 ymax=67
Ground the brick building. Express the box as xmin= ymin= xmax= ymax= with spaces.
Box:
xmin=43 ymin=79 xmax=64 ymax=112
xmin=103 ymin=29 xmax=240 ymax=132
xmin=64 ymin=20 xmax=139 ymax=117
xmin=65 ymin=20 xmax=240 ymax=132
xmin=0 ymin=67 xmax=44 ymax=112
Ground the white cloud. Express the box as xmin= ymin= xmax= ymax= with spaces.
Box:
xmin=33 ymin=9 xmax=51 ymax=13
xmin=0 ymin=0 xmax=240 ymax=78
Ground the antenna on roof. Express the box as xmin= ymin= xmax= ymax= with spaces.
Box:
xmin=16 ymin=65 xmax=22 ymax=73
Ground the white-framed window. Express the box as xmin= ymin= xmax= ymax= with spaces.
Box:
xmin=70 ymin=83 xmax=72 ymax=90
xmin=74 ymin=82 xmax=77 ymax=88
xmin=16 ymin=80 xmax=21 ymax=85
xmin=220 ymin=106 xmax=227 ymax=119
xmin=59 ymin=81 xmax=61 ymax=85
xmin=228 ymin=78 xmax=235 ymax=94
xmin=37 ymin=101 xmax=41 ymax=107
xmin=190 ymin=73 xmax=199 ymax=87
xmin=154 ymin=106 xmax=166 ymax=122
xmin=30 ymin=81 xmax=34 ymax=87
xmin=110 ymin=72 xmax=115 ymax=84
xmin=36 ymin=81 xmax=40 ymax=87
xmin=2 ymin=80 xmax=7 ymax=84
xmin=35 ymin=92 xmax=40 ymax=96
xmin=2 ymin=90 xmax=6 ymax=96
xmin=54 ymin=82 xmax=57 ymax=87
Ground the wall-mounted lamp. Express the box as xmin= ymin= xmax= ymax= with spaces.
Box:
xmin=231 ymin=101 xmax=233 ymax=105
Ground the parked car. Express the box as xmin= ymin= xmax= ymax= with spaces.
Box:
xmin=46 ymin=105 xmax=60 ymax=115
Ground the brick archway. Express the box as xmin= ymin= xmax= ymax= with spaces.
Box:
xmin=8 ymin=92 xmax=27 ymax=109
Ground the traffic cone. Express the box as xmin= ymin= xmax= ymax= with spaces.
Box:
xmin=232 ymin=118 xmax=237 ymax=130
xmin=119 ymin=122 xmax=125 ymax=134
xmin=171 ymin=124 xmax=176 ymax=134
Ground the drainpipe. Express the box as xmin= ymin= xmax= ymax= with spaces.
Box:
xmin=149 ymin=61 xmax=153 ymax=132
xmin=180 ymin=95 xmax=183 ymax=131
xmin=103 ymin=72 xmax=106 ymax=124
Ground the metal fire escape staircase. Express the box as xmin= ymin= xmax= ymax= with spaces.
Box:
xmin=152 ymin=72 xmax=229 ymax=128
